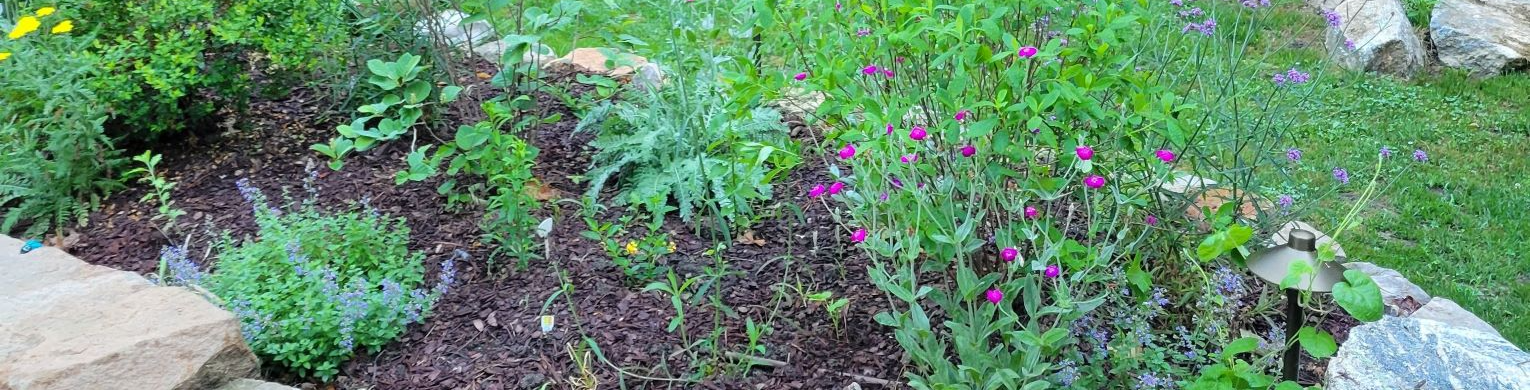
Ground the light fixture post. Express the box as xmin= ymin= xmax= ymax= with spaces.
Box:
xmin=1244 ymin=228 xmax=1347 ymax=384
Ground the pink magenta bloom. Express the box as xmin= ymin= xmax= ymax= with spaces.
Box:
xmin=862 ymin=65 xmax=879 ymax=75
xmin=1024 ymin=206 xmax=1038 ymax=219
xmin=1018 ymin=46 xmax=1038 ymax=58
xmin=828 ymin=182 xmax=844 ymax=195
xmin=1075 ymin=145 xmax=1094 ymax=161
xmin=794 ymin=72 xmax=808 ymax=81
xmin=955 ymin=109 xmax=970 ymax=122
xmin=1155 ymin=149 xmax=1176 ymax=163
xmin=985 ymin=288 xmax=1003 ymax=304
xmin=909 ymin=126 xmax=927 ymax=141
xmin=1001 ymin=247 xmax=1018 ymax=262
xmin=900 ymin=154 xmax=918 ymax=163
xmin=1146 ymin=215 xmax=1159 ymax=226
xmin=808 ymin=184 xmax=826 ymax=198
xmin=1084 ymin=175 xmax=1105 ymax=189
xmin=885 ymin=123 xmax=894 ymax=135
xmin=1044 ymin=264 xmax=1060 ymax=278
xmin=839 ymin=144 xmax=856 ymax=159
xmin=851 ymin=228 xmax=867 ymax=243
xmin=961 ymin=144 xmax=976 ymax=157
xmin=883 ymin=69 xmax=895 ymax=78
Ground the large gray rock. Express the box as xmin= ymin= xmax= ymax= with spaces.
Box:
xmin=1344 ymin=262 xmax=1430 ymax=316
xmin=416 ymin=10 xmax=495 ymax=48
xmin=1327 ymin=316 xmax=1530 ymax=390
xmin=1409 ymin=297 xmax=1503 ymax=338
xmin=1324 ymin=0 xmax=1427 ymax=76
xmin=0 ymin=235 xmax=258 ymax=389
xmin=216 ymin=379 xmax=298 ymax=390
xmin=1430 ymin=0 xmax=1530 ymax=76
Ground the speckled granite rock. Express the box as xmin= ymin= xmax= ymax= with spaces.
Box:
xmin=1326 ymin=316 xmax=1530 ymax=390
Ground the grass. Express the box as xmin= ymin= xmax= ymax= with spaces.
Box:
xmin=1252 ymin=4 xmax=1530 ymax=347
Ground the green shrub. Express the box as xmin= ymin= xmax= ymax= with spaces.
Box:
xmin=0 ymin=7 xmax=123 ymax=237
xmin=207 ymin=179 xmax=450 ymax=381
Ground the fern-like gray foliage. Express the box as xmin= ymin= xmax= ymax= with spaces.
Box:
xmin=581 ymin=73 xmax=796 ymax=226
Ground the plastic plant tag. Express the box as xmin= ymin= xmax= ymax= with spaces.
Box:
xmin=540 ymin=315 xmax=555 ymax=333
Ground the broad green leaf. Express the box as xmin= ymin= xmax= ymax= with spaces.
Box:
xmin=403 ymin=80 xmax=432 ymax=104
xmin=1297 ymin=326 xmax=1337 ymax=358
xmin=1221 ymin=336 xmax=1260 ymax=361
xmin=454 ymin=125 xmax=490 ymax=149
xmin=439 ymin=85 xmax=463 ymax=104
xmin=1332 ymin=270 xmax=1384 ymax=322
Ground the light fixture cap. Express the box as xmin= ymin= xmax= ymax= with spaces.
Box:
xmin=1246 ymin=228 xmax=1346 ymax=292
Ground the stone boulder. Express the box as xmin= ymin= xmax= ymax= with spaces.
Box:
xmin=1324 ymin=0 xmax=1427 ymax=76
xmin=0 ymin=235 xmax=258 ymax=390
xmin=1409 ymin=297 xmax=1503 ymax=338
xmin=1430 ymin=0 xmax=1530 ymax=76
xmin=216 ymin=379 xmax=299 ymax=390
xmin=543 ymin=47 xmax=650 ymax=77
xmin=1343 ymin=262 xmax=1430 ymax=316
xmin=1326 ymin=316 xmax=1529 ymax=390
xmin=416 ymin=10 xmax=560 ymax=67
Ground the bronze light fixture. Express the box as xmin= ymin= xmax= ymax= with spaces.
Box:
xmin=1244 ymin=228 xmax=1347 ymax=382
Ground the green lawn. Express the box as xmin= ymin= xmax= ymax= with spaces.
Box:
xmin=1254 ymin=5 xmax=1530 ymax=347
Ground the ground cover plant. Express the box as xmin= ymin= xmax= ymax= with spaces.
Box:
xmin=7 ymin=0 xmax=1525 ymax=387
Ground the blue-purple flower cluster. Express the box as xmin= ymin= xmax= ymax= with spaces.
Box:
xmin=157 ymin=245 xmax=205 ymax=286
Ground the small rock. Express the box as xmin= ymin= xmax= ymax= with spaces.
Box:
xmin=1430 ymin=0 xmax=1530 ymax=76
xmin=769 ymin=88 xmax=827 ymax=122
xmin=1326 ymin=316 xmax=1529 ymax=390
xmin=633 ymin=62 xmax=666 ymax=91
xmin=1159 ymin=174 xmax=1217 ymax=195
xmin=543 ymin=48 xmax=648 ymax=77
xmin=217 ymin=379 xmax=299 ymax=390
xmin=1342 ymin=262 xmax=1429 ymax=316
xmin=416 ymin=10 xmax=495 ymax=48
xmin=1408 ymin=297 xmax=1502 ymax=338
xmin=844 ymin=382 xmax=863 ymax=390
xmin=1323 ymin=0 xmax=1426 ymax=77
xmin=517 ymin=372 xmax=547 ymax=389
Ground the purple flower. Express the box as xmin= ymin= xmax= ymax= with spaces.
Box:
xmin=1272 ymin=73 xmax=1288 ymax=86
xmin=1146 ymin=215 xmax=1159 ymax=226
xmin=961 ymin=144 xmax=976 ymax=157
xmin=432 ymin=250 xmax=463 ymax=295
xmin=985 ymin=288 xmax=1004 ymax=304
xmin=1155 ymin=149 xmax=1177 ymax=163
xmin=878 ymin=192 xmax=888 ymax=202
xmin=1286 ymin=67 xmax=1311 ymax=84
xmin=862 ymin=65 xmax=879 ymax=75
xmin=828 ymin=182 xmax=845 ymax=195
xmin=1024 ymin=206 xmax=1039 ymax=219
xmin=856 ymin=28 xmax=871 ymax=37
xmin=900 ymin=154 xmax=918 ymax=163
xmin=1322 ymin=9 xmax=1342 ymax=27
xmin=890 ymin=177 xmax=904 ymax=189
xmin=909 ymin=126 xmax=927 ymax=141
xmin=1075 ymin=145 xmax=1095 ymax=160
xmin=883 ymin=68 xmax=895 ymax=78
xmin=1345 ymin=39 xmax=1356 ymax=51
xmin=885 ymin=123 xmax=895 ymax=135
xmin=1286 ymin=147 xmax=1303 ymax=162
xmin=1240 ymin=0 xmax=1270 ymax=7
xmin=1001 ymin=247 xmax=1019 ymax=262
xmin=1017 ymin=46 xmax=1038 ymax=58
xmin=1278 ymin=194 xmax=1294 ymax=210
xmin=851 ymin=228 xmax=868 ymax=243
xmin=809 ymin=184 xmax=826 ymax=198
xmin=1413 ymin=149 xmax=1428 ymax=162
xmin=1380 ymin=146 xmax=1394 ymax=159
xmin=794 ymin=72 xmax=807 ymax=81
xmin=955 ymin=109 xmax=970 ymax=122
xmin=1044 ymin=264 xmax=1061 ymax=278
xmin=1170 ymin=0 xmax=1183 ymax=6
xmin=1084 ymin=175 xmax=1106 ymax=189
xmin=835 ymin=2 xmax=841 ymax=11
xmin=1333 ymin=167 xmax=1351 ymax=184
xmin=838 ymin=144 xmax=856 ymax=159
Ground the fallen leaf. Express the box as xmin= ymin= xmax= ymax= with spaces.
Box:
xmin=736 ymin=230 xmax=767 ymax=246
xmin=487 ymin=312 xmax=499 ymax=327
xmin=476 ymin=72 xmax=493 ymax=80
xmin=473 ymin=319 xmax=486 ymax=332
xmin=523 ymin=179 xmax=560 ymax=201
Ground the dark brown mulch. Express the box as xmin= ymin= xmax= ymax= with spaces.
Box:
xmin=69 ymin=63 xmax=904 ymax=389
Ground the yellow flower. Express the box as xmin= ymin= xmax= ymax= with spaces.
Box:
xmin=624 ymin=241 xmax=639 ymax=255
xmin=8 ymin=16 xmax=40 ymax=39
xmin=0 ymin=52 xmax=10 ymax=62
xmin=36 ymin=7 xmax=56 ymax=16
xmin=666 ymin=241 xmax=677 ymax=253
xmin=50 ymin=20 xmax=72 ymax=34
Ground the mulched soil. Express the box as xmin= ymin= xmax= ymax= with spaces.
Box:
xmin=67 ymin=59 xmax=1357 ymax=389
xmin=70 ymin=62 xmax=903 ymax=389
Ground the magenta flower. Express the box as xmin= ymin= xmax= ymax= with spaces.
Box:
xmin=909 ymin=126 xmax=927 ymax=141
xmin=1155 ymin=149 xmax=1176 ymax=163
xmin=1146 ymin=215 xmax=1159 ymax=226
xmin=883 ymin=69 xmax=895 ymax=78
xmin=1286 ymin=148 xmax=1302 ymax=162
xmin=900 ymin=154 xmax=918 ymax=163
xmin=828 ymin=182 xmax=845 ymax=195
xmin=878 ymin=192 xmax=888 ymax=202
xmin=1001 ymin=247 xmax=1018 ymax=262
xmin=1024 ymin=206 xmax=1039 ymax=219
xmin=985 ymin=288 xmax=1003 ymax=304
xmin=794 ymin=72 xmax=808 ymax=81
xmin=891 ymin=177 xmax=904 ymax=189
xmin=862 ymin=65 xmax=879 ymax=75
xmin=955 ymin=109 xmax=970 ymax=122
xmin=885 ymin=123 xmax=894 ymax=135
xmin=839 ymin=144 xmax=856 ymax=159
xmin=961 ymin=144 xmax=976 ymax=157
xmin=1075 ymin=145 xmax=1094 ymax=161
xmin=1084 ymin=175 xmax=1106 ymax=189
xmin=835 ymin=2 xmax=841 ymax=11
xmin=1044 ymin=264 xmax=1060 ymax=278
xmin=808 ymin=184 xmax=826 ymax=198
xmin=895 ymin=56 xmax=906 ymax=64
xmin=1018 ymin=46 xmax=1038 ymax=58
xmin=851 ymin=228 xmax=867 ymax=243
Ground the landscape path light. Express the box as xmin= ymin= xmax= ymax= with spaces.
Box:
xmin=1244 ymin=228 xmax=1346 ymax=382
